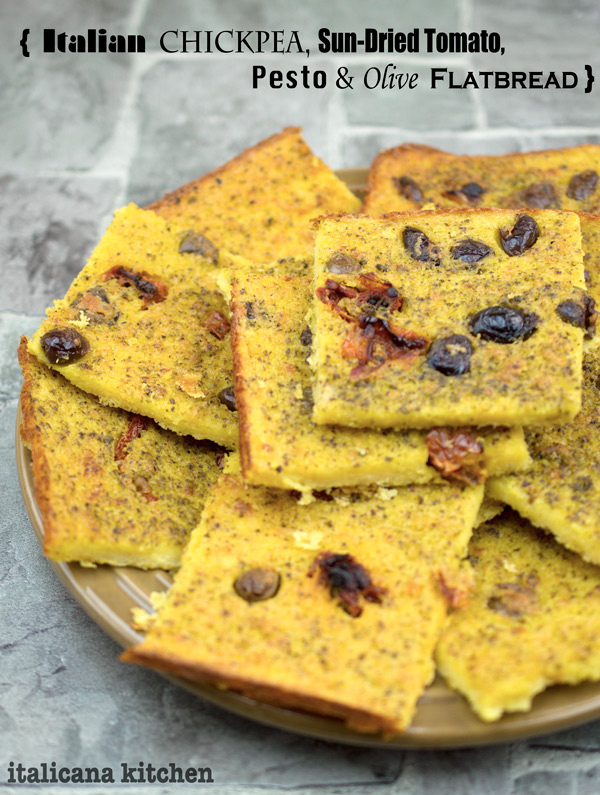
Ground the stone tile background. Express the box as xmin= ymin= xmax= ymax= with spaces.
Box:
xmin=1 ymin=0 xmax=600 ymax=792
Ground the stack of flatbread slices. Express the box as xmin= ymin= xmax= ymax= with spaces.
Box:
xmin=20 ymin=129 xmax=600 ymax=736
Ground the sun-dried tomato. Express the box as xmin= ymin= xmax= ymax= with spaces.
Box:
xmin=436 ymin=570 xmax=472 ymax=609
xmin=316 ymin=274 xmax=402 ymax=322
xmin=354 ymin=273 xmax=403 ymax=312
xmin=315 ymin=278 xmax=358 ymax=321
xmin=342 ymin=316 xmax=428 ymax=379
xmin=203 ymin=310 xmax=230 ymax=339
xmin=308 ymin=552 xmax=385 ymax=617
xmin=115 ymin=415 xmax=149 ymax=462
xmin=102 ymin=265 xmax=168 ymax=308
xmin=426 ymin=427 xmax=486 ymax=485
xmin=133 ymin=476 xmax=158 ymax=503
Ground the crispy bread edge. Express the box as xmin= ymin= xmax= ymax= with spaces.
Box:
xmin=121 ymin=645 xmax=400 ymax=735
xmin=17 ymin=337 xmax=59 ymax=556
xmin=229 ymin=280 xmax=252 ymax=479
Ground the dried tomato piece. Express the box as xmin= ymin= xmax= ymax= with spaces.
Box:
xmin=342 ymin=317 xmax=428 ymax=379
xmin=393 ymin=175 xmax=423 ymax=203
xmin=234 ymin=568 xmax=281 ymax=602
xmin=450 ymin=239 xmax=494 ymax=265
xmin=521 ymin=181 xmax=559 ymax=209
xmin=443 ymin=182 xmax=486 ymax=204
xmin=402 ymin=227 xmax=441 ymax=264
xmin=326 ymin=251 xmax=361 ymax=274
xmin=134 ymin=476 xmax=158 ymax=503
xmin=315 ymin=278 xmax=358 ymax=321
xmin=115 ymin=415 xmax=149 ymax=462
xmin=427 ymin=334 xmax=473 ymax=376
xmin=355 ymin=273 xmax=402 ymax=312
xmin=179 ymin=231 xmax=219 ymax=264
xmin=426 ymin=427 xmax=486 ymax=485
xmin=567 ymin=170 xmax=598 ymax=201
xmin=499 ymin=214 xmax=539 ymax=256
xmin=203 ymin=310 xmax=230 ymax=340
xmin=102 ymin=265 xmax=168 ymax=308
xmin=40 ymin=327 xmax=90 ymax=365
xmin=556 ymin=294 xmax=597 ymax=339
xmin=469 ymin=306 xmax=539 ymax=343
xmin=308 ymin=552 xmax=385 ymax=617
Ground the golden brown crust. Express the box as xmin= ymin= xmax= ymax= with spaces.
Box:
xmin=229 ymin=281 xmax=253 ymax=478
xmin=18 ymin=338 xmax=60 ymax=557
xmin=364 ymin=143 xmax=600 ymax=215
xmin=121 ymin=646 xmax=394 ymax=734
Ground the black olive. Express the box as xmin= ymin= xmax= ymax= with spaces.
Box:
xmin=402 ymin=227 xmax=441 ymax=264
xmin=450 ymin=239 xmax=494 ymax=264
xmin=218 ymin=387 xmax=237 ymax=411
xmin=40 ymin=327 xmax=90 ymax=365
xmin=392 ymin=175 xmax=423 ymax=203
xmin=469 ymin=306 xmax=539 ymax=343
xmin=556 ymin=295 xmax=597 ymax=339
xmin=426 ymin=334 xmax=473 ymax=376
xmin=567 ymin=170 xmax=598 ymax=201
xmin=300 ymin=327 xmax=313 ymax=346
xmin=179 ymin=232 xmax=219 ymax=264
xmin=521 ymin=182 xmax=559 ymax=209
xmin=499 ymin=214 xmax=539 ymax=257
xmin=234 ymin=568 xmax=280 ymax=602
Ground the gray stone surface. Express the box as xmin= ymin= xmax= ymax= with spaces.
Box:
xmin=4 ymin=0 xmax=600 ymax=793
xmin=0 ymin=176 xmax=121 ymax=315
xmin=473 ymin=0 xmax=600 ymax=129
xmin=128 ymin=57 xmax=336 ymax=206
xmin=1 ymin=0 xmax=134 ymax=173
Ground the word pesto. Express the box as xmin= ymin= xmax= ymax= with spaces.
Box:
xmin=6 ymin=761 xmax=214 ymax=785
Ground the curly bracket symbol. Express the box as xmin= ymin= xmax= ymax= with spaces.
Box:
xmin=585 ymin=65 xmax=595 ymax=94
xmin=20 ymin=28 xmax=30 ymax=57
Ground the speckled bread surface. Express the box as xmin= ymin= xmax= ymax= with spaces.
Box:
xmin=312 ymin=210 xmax=586 ymax=429
xmin=18 ymin=338 xmax=223 ymax=569
xmin=122 ymin=464 xmax=483 ymax=735
xmin=487 ymin=345 xmax=600 ymax=565
xmin=149 ymin=127 xmax=362 ymax=263
xmin=231 ymin=261 xmax=530 ymax=490
xmin=436 ymin=511 xmax=600 ymax=722
xmin=29 ymin=204 xmax=242 ymax=447
xmin=364 ymin=143 xmax=600 ymax=216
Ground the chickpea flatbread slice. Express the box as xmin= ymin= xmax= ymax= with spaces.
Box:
xmin=312 ymin=210 xmax=587 ymax=429
xmin=150 ymin=127 xmax=362 ymax=263
xmin=437 ymin=511 xmax=600 ymax=721
xmin=123 ymin=465 xmax=483 ymax=735
xmin=29 ymin=204 xmax=245 ymax=447
xmin=232 ymin=262 xmax=530 ymax=490
xmin=19 ymin=338 xmax=223 ymax=569
xmin=487 ymin=346 xmax=600 ymax=565
xmin=364 ymin=142 xmax=600 ymax=216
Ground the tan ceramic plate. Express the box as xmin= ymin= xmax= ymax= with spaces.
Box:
xmin=15 ymin=169 xmax=600 ymax=748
